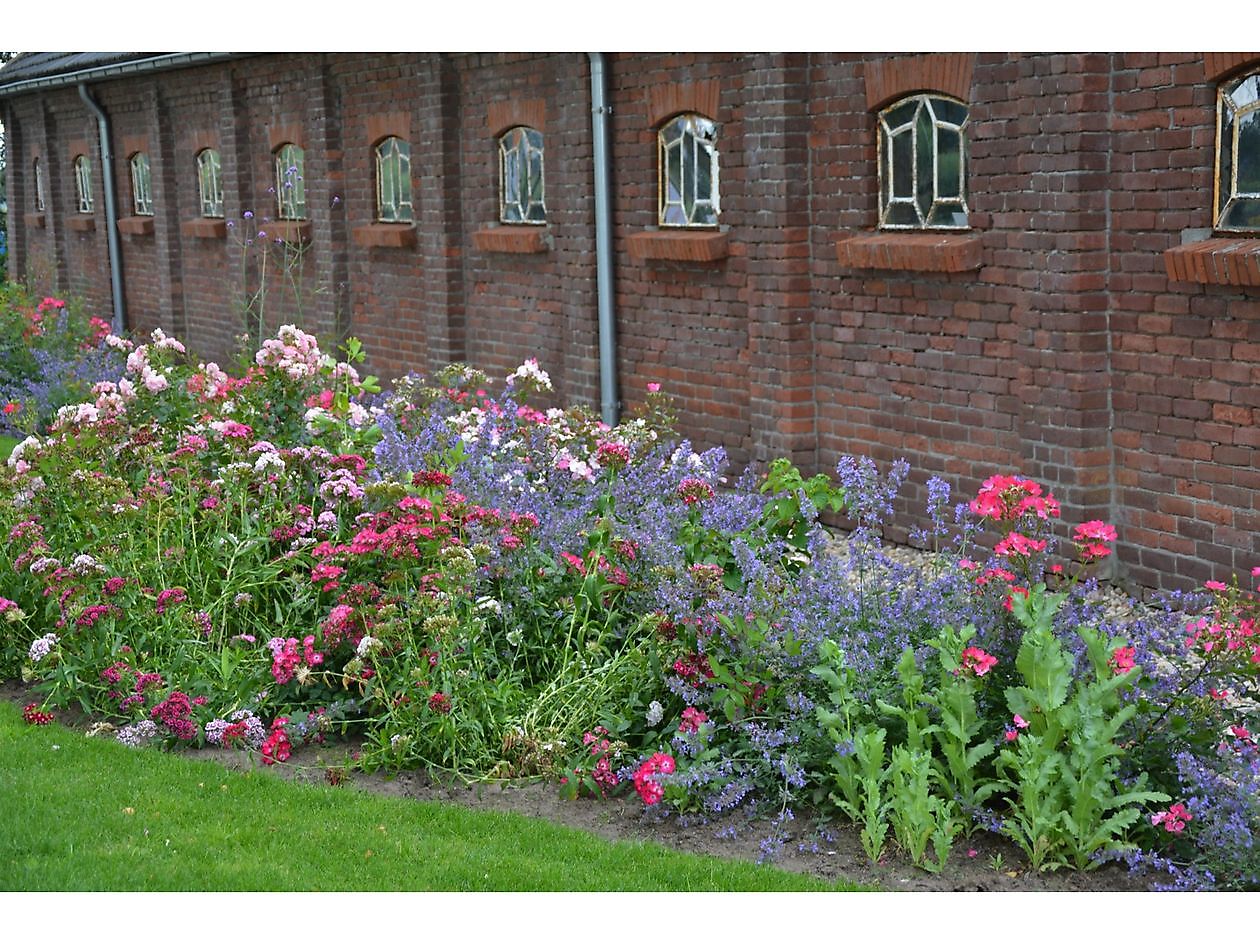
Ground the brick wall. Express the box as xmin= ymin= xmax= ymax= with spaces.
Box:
xmin=5 ymin=51 xmax=1260 ymax=593
xmin=1108 ymin=53 xmax=1260 ymax=591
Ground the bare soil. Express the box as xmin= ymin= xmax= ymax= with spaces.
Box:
xmin=5 ymin=680 xmax=1161 ymax=892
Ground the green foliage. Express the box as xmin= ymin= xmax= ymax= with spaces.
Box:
xmin=758 ymin=457 xmax=846 ymax=554
xmin=996 ymin=586 xmax=1170 ymax=870
xmin=921 ymin=625 xmax=999 ymax=819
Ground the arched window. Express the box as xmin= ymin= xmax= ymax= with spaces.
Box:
xmin=73 ymin=155 xmax=94 ymax=214
xmin=499 ymin=126 xmax=545 ymax=224
xmin=197 ymin=149 xmax=224 ymax=218
xmin=375 ymin=136 xmax=412 ymax=223
xmin=658 ymin=113 xmax=719 ymax=227
xmin=1216 ymin=69 xmax=1260 ymax=232
xmin=877 ymin=94 xmax=969 ymax=229
xmin=33 ymin=157 xmax=45 ymax=212
xmin=274 ymin=143 xmax=306 ymax=220
xmin=130 ymin=152 xmax=153 ymax=216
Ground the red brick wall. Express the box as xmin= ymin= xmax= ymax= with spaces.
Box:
xmin=1108 ymin=53 xmax=1260 ymax=591
xmin=6 ymin=51 xmax=1260 ymax=593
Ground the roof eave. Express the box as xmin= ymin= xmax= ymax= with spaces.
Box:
xmin=0 ymin=52 xmax=251 ymax=99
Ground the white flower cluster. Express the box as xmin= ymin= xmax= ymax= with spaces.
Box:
xmin=7 ymin=435 xmax=40 ymax=472
xmin=505 ymin=358 xmax=553 ymax=392
xmin=69 ymin=553 xmax=107 ymax=576
xmin=253 ymin=451 xmax=287 ymax=476
xmin=28 ymin=632 xmax=58 ymax=663
xmin=150 ymin=327 xmax=187 ymax=354
xmin=646 ymin=700 xmax=664 ymax=726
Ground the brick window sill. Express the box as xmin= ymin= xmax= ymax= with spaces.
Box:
xmin=68 ymin=216 xmax=96 ymax=232
xmin=24 ymin=213 xmax=46 ymax=228
xmin=353 ymin=223 xmax=418 ymax=249
xmin=626 ymin=229 xmax=729 ymax=263
xmin=181 ymin=218 xmax=227 ymax=239
xmin=1163 ymin=238 xmax=1260 ymax=287
xmin=265 ymin=220 xmax=313 ymax=244
xmin=117 ymin=216 xmax=154 ymax=236
xmin=834 ymin=231 xmax=982 ymax=273
xmin=471 ymin=226 xmax=549 ymax=254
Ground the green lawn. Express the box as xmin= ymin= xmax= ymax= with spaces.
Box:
xmin=0 ymin=700 xmax=866 ymax=892
xmin=0 ymin=434 xmax=17 ymax=462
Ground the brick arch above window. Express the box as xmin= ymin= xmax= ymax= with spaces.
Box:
xmin=646 ymin=79 xmax=721 ymax=128
xmin=862 ymin=54 xmax=976 ymax=112
xmin=267 ymin=122 xmax=304 ymax=153
xmin=365 ymin=112 xmax=412 ymax=149
xmin=1205 ymin=52 xmax=1260 ymax=83
xmin=486 ymin=99 xmax=545 ymax=138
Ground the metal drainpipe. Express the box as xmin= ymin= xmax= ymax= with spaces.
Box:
xmin=588 ymin=53 xmax=618 ymax=428
xmin=78 ymin=83 xmax=125 ymax=333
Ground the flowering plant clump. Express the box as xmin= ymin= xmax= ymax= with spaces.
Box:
xmin=3 ymin=300 xmax=1259 ymax=886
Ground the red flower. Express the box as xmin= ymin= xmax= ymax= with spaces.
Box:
xmin=428 ymin=692 xmax=452 ymax=714
xmin=22 ymin=703 xmax=54 ymax=725
xmin=1109 ymin=645 xmax=1137 ymax=675
xmin=632 ymin=752 xmax=676 ymax=806
xmin=960 ymin=646 xmax=997 ymax=677
xmin=678 ymin=707 xmax=709 ymax=734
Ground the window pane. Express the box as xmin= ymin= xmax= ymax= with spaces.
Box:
xmin=927 ymin=202 xmax=967 ymax=227
xmin=915 ymin=103 xmax=934 ymax=219
xmin=528 ymin=147 xmax=543 ymax=203
xmin=891 ymin=128 xmax=914 ymax=199
xmin=885 ymin=202 xmax=919 ymax=227
xmin=1222 ymin=198 xmax=1260 ymax=229
xmin=932 ymin=98 xmax=968 ymax=127
xmin=883 ymin=100 xmax=917 ymax=129
xmin=1237 ymin=108 xmax=1260 ymax=194
xmin=937 ymin=127 xmax=962 ymax=199
xmin=1219 ymin=104 xmax=1235 ymax=220
xmin=1231 ymin=74 xmax=1260 ymax=109
xmin=666 ymin=139 xmax=683 ymax=204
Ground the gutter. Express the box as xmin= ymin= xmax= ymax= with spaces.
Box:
xmin=78 ymin=83 xmax=126 ymax=332
xmin=588 ymin=53 xmax=618 ymax=428
xmin=0 ymin=53 xmax=245 ymax=99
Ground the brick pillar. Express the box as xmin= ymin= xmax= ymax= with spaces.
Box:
xmin=221 ymin=66 xmax=253 ymax=351
xmin=307 ymin=55 xmax=352 ymax=344
xmin=41 ymin=100 xmax=70 ymax=295
xmin=989 ymin=53 xmax=1116 ymax=549
xmin=743 ymin=53 xmax=817 ymax=470
xmin=149 ymin=80 xmax=187 ymax=337
xmin=4 ymin=103 xmax=25 ymax=283
xmin=422 ymin=53 xmax=467 ymax=368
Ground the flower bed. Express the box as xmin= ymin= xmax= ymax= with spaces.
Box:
xmin=1 ymin=302 xmax=1257 ymax=889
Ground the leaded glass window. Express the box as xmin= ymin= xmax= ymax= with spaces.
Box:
xmin=274 ymin=143 xmax=306 ymax=221
xmin=197 ymin=149 xmax=223 ymax=218
xmin=1216 ymin=70 xmax=1260 ymax=232
xmin=74 ymin=155 xmax=94 ymax=214
xmin=658 ymin=114 xmax=719 ymax=227
xmin=499 ymin=127 xmax=545 ymax=224
xmin=878 ymin=94 xmax=969 ymax=230
xmin=34 ymin=158 xmax=45 ymax=212
xmin=375 ymin=137 xmax=413 ymax=223
xmin=130 ymin=152 xmax=153 ymax=216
